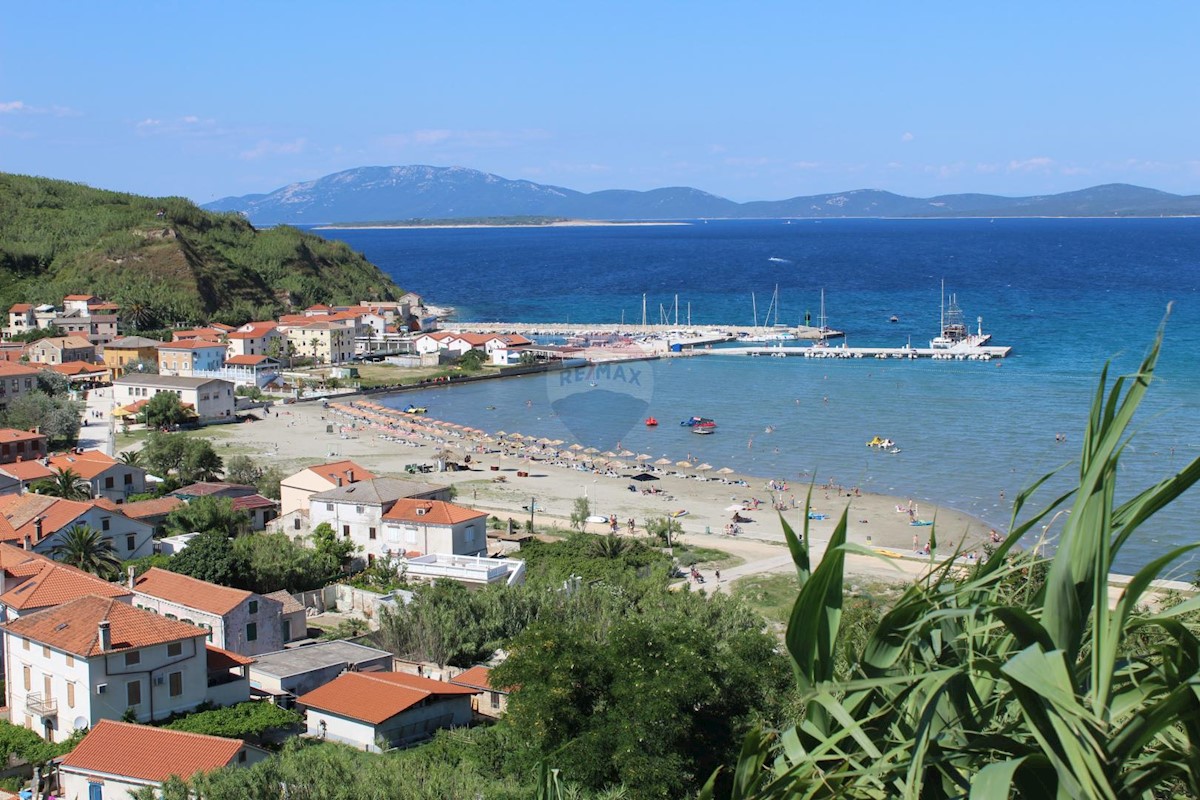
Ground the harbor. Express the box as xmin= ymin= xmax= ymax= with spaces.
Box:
xmin=716 ymin=342 xmax=1012 ymax=360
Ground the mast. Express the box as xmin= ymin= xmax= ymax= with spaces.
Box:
xmin=674 ymin=294 xmax=679 ymax=327
xmin=819 ymin=288 xmax=826 ymax=331
xmin=940 ymin=279 xmax=945 ymax=337
xmin=641 ymin=293 xmax=647 ymax=331
xmin=752 ymin=292 xmax=758 ymax=330
xmin=687 ymin=302 xmax=691 ymax=327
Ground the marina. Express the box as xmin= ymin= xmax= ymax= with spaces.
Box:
xmin=717 ymin=343 xmax=1012 ymax=360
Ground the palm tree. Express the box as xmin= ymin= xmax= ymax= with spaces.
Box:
xmin=51 ymin=524 xmax=122 ymax=579
xmin=33 ymin=467 xmax=92 ymax=501
xmin=589 ymin=534 xmax=633 ymax=559
xmin=118 ymin=450 xmax=142 ymax=467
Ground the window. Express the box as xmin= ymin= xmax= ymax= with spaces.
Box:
xmin=168 ymin=671 xmax=183 ymax=697
xmin=125 ymin=651 xmax=141 ymax=667
xmin=101 ymin=517 xmax=110 ymax=532
xmin=490 ymin=692 xmax=501 ymax=709
xmin=342 ymin=525 xmax=350 ymax=538
xmin=167 ymin=642 xmax=182 ymax=657
xmin=23 ymin=665 xmax=30 ymax=691
xmin=42 ymin=645 xmax=49 ymax=658
xmin=325 ymin=503 xmax=333 ymax=511
xmin=246 ymin=622 xmax=257 ymax=642
xmin=126 ymin=680 xmax=141 ymax=707
xmin=248 ymin=600 xmax=258 ymax=614
xmin=67 ymin=683 xmax=75 ymax=709
xmin=22 ymin=638 xmax=28 ymax=651
xmin=282 ymin=619 xmax=291 ymax=641
xmin=66 ymin=654 xmax=73 ymax=667
xmin=125 ymin=534 xmax=136 ymax=552
xmin=104 ymin=476 xmax=114 ymax=489
xmin=369 ymin=527 xmax=376 ymax=540
xmin=355 ymin=505 xmax=364 ymax=515
xmin=124 ymin=473 xmax=133 ymax=485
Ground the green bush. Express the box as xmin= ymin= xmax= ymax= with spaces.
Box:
xmin=165 ymin=701 xmax=301 ymax=740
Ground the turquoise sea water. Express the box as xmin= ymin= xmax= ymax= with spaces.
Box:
xmin=318 ymin=219 xmax=1200 ymax=572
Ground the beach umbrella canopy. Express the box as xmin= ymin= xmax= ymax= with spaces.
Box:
xmin=550 ymin=439 xmax=565 ymax=446
xmin=569 ymin=443 xmax=584 ymax=451
xmin=510 ymin=432 xmax=526 ymax=440
xmin=537 ymin=437 xmax=553 ymax=445
xmin=602 ymin=451 xmax=617 ymax=458
xmin=496 ymin=430 xmax=508 ymax=437
xmin=607 ymin=459 xmax=627 ymax=469
xmin=654 ymin=457 xmax=673 ymax=466
xmin=695 ymin=463 xmax=713 ymax=472
xmin=584 ymin=447 xmax=600 ymax=455
xmin=631 ymin=472 xmax=659 ymax=482
xmin=619 ymin=449 xmax=635 ymax=457
xmin=675 ymin=460 xmax=693 ymax=469
xmin=716 ymin=467 xmax=736 ymax=475
xmin=635 ymin=453 xmax=653 ymax=461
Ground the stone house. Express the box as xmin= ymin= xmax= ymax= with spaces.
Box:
xmin=24 ymin=335 xmax=96 ymax=366
xmin=0 ymin=428 xmax=46 ymax=465
xmin=47 ymin=450 xmax=148 ymax=502
xmin=278 ymin=460 xmax=376 ymax=518
xmin=0 ymin=494 xmax=155 ymax=561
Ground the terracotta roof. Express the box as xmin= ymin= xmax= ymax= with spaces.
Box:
xmin=382 ymin=499 xmax=487 ymax=526
xmin=32 ymin=335 xmax=93 ymax=350
xmin=236 ymin=321 xmax=278 ymax=334
xmin=117 ymin=496 xmax=185 ymax=520
xmin=0 ymin=428 xmax=46 ymax=443
xmin=171 ymin=329 xmax=224 ymax=342
xmin=207 ymin=643 xmax=255 ymax=670
xmin=3 ymin=595 xmax=206 ymax=656
xmin=8 ymin=304 xmax=32 ymax=313
xmin=211 ymin=323 xmax=236 ymax=332
xmin=133 ymin=567 xmax=255 ymax=616
xmin=87 ymin=302 xmax=119 ymax=312
xmin=263 ymin=589 xmax=304 ymax=614
xmin=0 ymin=561 xmax=131 ymax=610
xmin=59 ymin=720 xmax=247 ymax=783
xmin=63 ymin=294 xmax=97 ymax=301
xmin=158 ymin=339 xmax=227 ymax=351
xmin=230 ymin=494 xmax=278 ymax=511
xmin=172 ymin=482 xmax=256 ymax=498
xmin=297 ymin=671 xmax=475 ymax=724
xmin=0 ymin=363 xmax=39 ymax=377
xmin=47 ymin=450 xmax=120 ymax=480
xmin=303 ymin=460 xmax=375 ymax=486
xmin=450 ymin=665 xmax=498 ymax=693
xmin=224 ymin=354 xmax=274 ymax=365
xmin=0 ymin=460 xmax=62 ymax=484
xmin=0 ymin=494 xmax=92 ymax=544
xmin=46 ymin=361 xmax=106 ymax=376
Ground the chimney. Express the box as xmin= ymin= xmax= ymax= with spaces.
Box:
xmin=127 ymin=565 xmax=136 ymax=590
xmin=335 ymin=476 xmax=343 ymax=487
xmin=22 ymin=534 xmax=31 ymax=551
xmin=33 ymin=517 xmax=43 ymax=541
xmin=98 ymin=620 xmax=111 ymax=652
xmin=346 ymin=469 xmax=354 ymax=482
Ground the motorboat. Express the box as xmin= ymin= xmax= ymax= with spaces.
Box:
xmin=890 ymin=315 xmax=899 ymax=323
xmin=645 ymin=417 xmax=659 ymax=427
xmin=866 ymin=436 xmax=895 ymax=449
xmin=930 ymin=280 xmax=992 ymax=350
xmin=681 ymin=416 xmax=717 ymax=428
xmin=692 ymin=427 xmax=715 ymax=435
xmin=403 ymin=405 xmax=428 ymax=414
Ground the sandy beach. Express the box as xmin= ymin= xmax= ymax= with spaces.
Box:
xmin=230 ymin=398 xmax=992 ymax=588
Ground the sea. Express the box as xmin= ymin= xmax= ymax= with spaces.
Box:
xmin=315 ymin=219 xmax=1200 ymax=574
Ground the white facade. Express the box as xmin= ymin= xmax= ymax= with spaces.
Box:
xmin=32 ymin=506 xmax=155 ymax=561
xmin=3 ymin=629 xmax=208 ymax=743
xmin=112 ymin=375 xmax=235 ymax=422
xmin=379 ymin=516 xmax=488 ymax=560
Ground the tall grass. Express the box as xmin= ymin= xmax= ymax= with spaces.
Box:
xmin=703 ymin=322 xmax=1200 ymax=799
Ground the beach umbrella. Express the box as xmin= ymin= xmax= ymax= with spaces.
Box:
xmin=510 ymin=432 xmax=526 ymax=440
xmin=636 ymin=453 xmax=653 ymax=462
xmin=584 ymin=447 xmax=600 ymax=454
xmin=716 ymin=467 xmax=736 ymax=475
xmin=602 ymin=451 xmax=617 ymax=458
xmin=631 ymin=472 xmax=659 ymax=482
xmin=607 ymin=459 xmax=627 ymax=469
xmin=496 ymin=430 xmax=508 ymax=437
xmin=537 ymin=437 xmax=553 ymax=445
xmin=569 ymin=443 xmax=584 ymax=451
xmin=695 ymin=463 xmax=713 ymax=472
xmin=654 ymin=457 xmax=673 ymax=466
xmin=675 ymin=460 xmax=693 ymax=469
xmin=550 ymin=439 xmax=565 ymax=446
xmin=619 ymin=449 xmax=635 ymax=457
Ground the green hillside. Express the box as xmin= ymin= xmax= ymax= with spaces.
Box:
xmin=0 ymin=173 xmax=403 ymax=327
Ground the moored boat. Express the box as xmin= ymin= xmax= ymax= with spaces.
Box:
xmin=645 ymin=417 xmax=659 ymax=427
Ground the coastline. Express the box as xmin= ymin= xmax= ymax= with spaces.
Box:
xmin=315 ymin=220 xmax=692 ymax=230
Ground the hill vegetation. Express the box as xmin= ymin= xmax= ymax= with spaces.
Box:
xmin=0 ymin=173 xmax=402 ymax=326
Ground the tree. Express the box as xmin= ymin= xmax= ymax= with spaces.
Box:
xmin=456 ymin=348 xmax=486 ymax=371
xmin=51 ymin=524 xmax=122 ymax=579
xmin=311 ymin=522 xmax=357 ymax=568
xmin=569 ymin=495 xmax=591 ymax=531
xmin=140 ymin=431 xmax=189 ymax=477
xmin=33 ymin=467 xmax=92 ymax=500
xmin=518 ymin=350 xmax=537 ymax=366
xmin=181 ymin=438 xmax=224 ymax=482
xmin=35 ymin=369 xmax=70 ymax=396
xmin=256 ymin=465 xmax=283 ymax=499
xmin=118 ymin=449 xmax=142 ymax=466
xmin=168 ymin=531 xmax=245 ymax=587
xmin=123 ymin=357 xmax=158 ymax=375
xmin=165 ymin=496 xmax=250 ymax=538
xmin=233 ymin=532 xmax=341 ymax=593
xmin=143 ymin=390 xmax=188 ymax=428
xmin=223 ymin=454 xmax=262 ymax=486
xmin=0 ymin=391 xmax=83 ymax=446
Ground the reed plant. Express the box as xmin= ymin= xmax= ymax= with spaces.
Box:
xmin=702 ymin=322 xmax=1200 ymax=799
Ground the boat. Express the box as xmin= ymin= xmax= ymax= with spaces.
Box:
xmin=866 ymin=436 xmax=895 ymax=449
xmin=645 ymin=417 xmax=659 ymax=427
xmin=692 ymin=427 xmax=715 ymax=435
xmin=681 ymin=416 xmax=717 ymax=428
xmin=743 ymin=286 xmax=797 ymax=343
xmin=403 ymin=405 xmax=428 ymax=414
xmin=930 ymin=279 xmax=992 ymax=350
xmin=890 ymin=315 xmax=899 ymax=323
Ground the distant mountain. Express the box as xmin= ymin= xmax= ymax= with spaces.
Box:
xmin=204 ymin=166 xmax=1200 ymax=224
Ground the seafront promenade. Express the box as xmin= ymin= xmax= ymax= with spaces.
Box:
xmin=438 ymin=321 xmax=841 ymax=340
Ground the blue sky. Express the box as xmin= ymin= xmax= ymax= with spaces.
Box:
xmin=2 ymin=2 xmax=1197 ymax=203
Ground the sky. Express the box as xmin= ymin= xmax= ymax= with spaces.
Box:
xmin=2 ymin=2 xmax=1198 ymax=204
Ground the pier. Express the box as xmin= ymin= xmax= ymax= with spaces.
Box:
xmin=717 ymin=343 xmax=1012 ymax=360
xmin=437 ymin=321 xmax=842 ymax=341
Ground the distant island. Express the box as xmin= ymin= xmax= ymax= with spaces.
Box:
xmin=0 ymin=173 xmax=402 ymax=325
xmin=317 ymin=216 xmax=688 ymax=230
xmin=203 ymin=165 xmax=1200 ymax=226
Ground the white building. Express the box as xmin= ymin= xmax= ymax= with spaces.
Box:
xmin=58 ymin=720 xmax=267 ymax=800
xmin=130 ymin=567 xmax=285 ymax=657
xmin=247 ymin=640 xmax=392 ymax=703
xmin=112 ymin=374 xmax=235 ymax=423
xmin=2 ymin=595 xmax=211 ymax=742
xmin=46 ymin=450 xmax=148 ymax=503
xmin=380 ymin=499 xmax=489 ymax=559
xmin=306 ymin=479 xmax=451 ymax=563
xmin=298 ymin=670 xmax=475 ymax=752
xmin=0 ymin=495 xmax=155 ymax=561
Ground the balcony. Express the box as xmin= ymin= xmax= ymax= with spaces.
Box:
xmin=25 ymin=692 xmax=57 ymax=717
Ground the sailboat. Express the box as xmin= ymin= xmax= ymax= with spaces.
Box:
xmin=929 ymin=279 xmax=991 ymax=350
xmin=810 ymin=289 xmax=844 ymax=342
xmin=742 ymin=286 xmax=796 ymax=342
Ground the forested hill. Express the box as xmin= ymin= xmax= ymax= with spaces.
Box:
xmin=0 ymin=173 xmax=402 ymax=326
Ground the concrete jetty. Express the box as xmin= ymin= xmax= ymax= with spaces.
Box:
xmin=718 ymin=343 xmax=1012 ymax=360
xmin=438 ymin=321 xmax=840 ymax=341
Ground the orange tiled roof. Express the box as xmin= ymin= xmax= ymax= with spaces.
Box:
xmin=0 ymin=363 xmax=39 ymax=377
xmin=382 ymin=499 xmax=487 ymax=526
xmin=47 ymin=450 xmax=120 ymax=480
xmin=0 ymin=429 xmax=46 ymax=443
xmin=450 ymin=665 xmax=497 ymax=692
xmin=207 ymin=643 xmax=255 ymax=670
xmin=33 ymin=335 xmax=94 ymax=350
xmin=8 ymin=304 xmax=32 ymax=313
xmin=305 ymin=460 xmax=375 ymax=485
xmin=0 ymin=494 xmax=92 ymax=544
xmin=60 ymin=720 xmax=247 ymax=782
xmin=46 ymin=361 xmax=105 ymax=376
xmin=171 ymin=328 xmax=224 ymax=342
xmin=63 ymin=294 xmax=97 ymax=302
xmin=0 ymin=561 xmax=131 ymax=610
xmin=3 ymin=595 xmax=206 ymax=656
xmin=0 ymin=461 xmax=54 ymax=483
xmin=224 ymin=354 xmax=272 ymax=366
xmin=117 ymin=496 xmax=185 ymax=520
xmin=134 ymin=567 xmax=253 ymax=616
xmin=297 ymin=671 xmax=475 ymax=724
